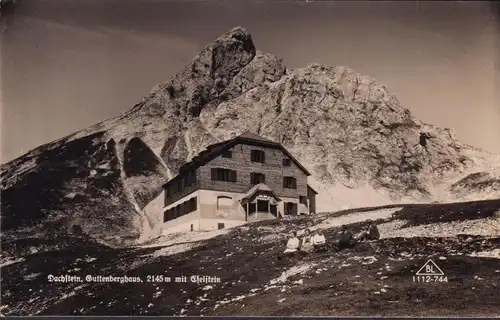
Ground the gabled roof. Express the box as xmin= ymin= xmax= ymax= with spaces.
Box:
xmin=240 ymin=183 xmax=281 ymax=203
xmin=237 ymin=131 xmax=277 ymax=145
xmin=170 ymin=131 xmax=310 ymax=186
xmin=307 ymin=184 xmax=318 ymax=195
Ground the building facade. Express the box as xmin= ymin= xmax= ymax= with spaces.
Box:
xmin=161 ymin=132 xmax=317 ymax=234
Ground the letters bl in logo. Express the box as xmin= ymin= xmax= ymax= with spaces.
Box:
xmin=416 ymin=259 xmax=444 ymax=276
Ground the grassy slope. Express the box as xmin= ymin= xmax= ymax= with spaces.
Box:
xmin=1 ymin=200 xmax=499 ymax=316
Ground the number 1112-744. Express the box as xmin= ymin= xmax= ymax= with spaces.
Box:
xmin=413 ymin=275 xmax=448 ymax=283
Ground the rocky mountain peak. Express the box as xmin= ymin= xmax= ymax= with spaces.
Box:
xmin=147 ymin=26 xmax=256 ymax=119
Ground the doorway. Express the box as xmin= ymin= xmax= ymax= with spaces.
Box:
xmin=284 ymin=202 xmax=297 ymax=215
xmin=257 ymin=200 xmax=269 ymax=212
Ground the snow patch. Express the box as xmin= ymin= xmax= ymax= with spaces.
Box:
xmin=469 ymin=248 xmax=500 ymax=259
xmin=311 ymin=207 xmax=402 ymax=231
xmin=0 ymin=258 xmax=25 ymax=267
xmin=269 ymin=263 xmax=317 ymax=285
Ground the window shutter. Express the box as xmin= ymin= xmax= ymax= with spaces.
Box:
xmin=293 ymin=178 xmax=297 ymax=189
xmin=282 ymin=177 xmax=286 ymax=188
xmin=211 ymin=168 xmax=217 ymax=180
xmin=250 ymin=172 xmax=254 ymax=184
xmin=262 ymin=151 xmax=265 ymax=163
xmin=231 ymin=170 xmax=237 ymax=182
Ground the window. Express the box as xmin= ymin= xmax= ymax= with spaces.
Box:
xmin=222 ymin=150 xmax=232 ymax=158
xmin=188 ymin=197 xmax=197 ymax=212
xmin=249 ymin=203 xmax=257 ymax=214
xmin=172 ymin=180 xmax=181 ymax=195
xmin=211 ymin=168 xmax=237 ymax=182
xmin=250 ymin=172 xmax=266 ymax=185
xmin=299 ymin=196 xmax=308 ymax=205
xmin=190 ymin=224 xmax=194 ymax=232
xmin=251 ymin=150 xmax=265 ymax=163
xmin=284 ymin=202 xmax=297 ymax=215
xmin=218 ymin=223 xmax=225 ymax=230
xmin=282 ymin=157 xmax=291 ymax=166
xmin=183 ymin=171 xmax=196 ymax=188
xmin=270 ymin=205 xmax=277 ymax=216
xmin=217 ymin=196 xmax=233 ymax=209
xmin=165 ymin=189 xmax=171 ymax=206
xmin=164 ymin=208 xmax=175 ymax=222
xmin=283 ymin=177 xmax=297 ymax=189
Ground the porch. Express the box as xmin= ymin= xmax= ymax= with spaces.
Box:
xmin=240 ymin=183 xmax=282 ymax=222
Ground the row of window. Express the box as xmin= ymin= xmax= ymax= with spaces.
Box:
xmin=211 ymin=168 xmax=297 ymax=189
xmin=245 ymin=202 xmax=279 ymax=215
xmin=222 ymin=149 xmax=292 ymax=167
xmin=164 ymin=197 xmax=197 ymax=222
xmin=166 ymin=171 xmax=197 ymax=198
xmin=165 ymin=150 xmax=294 ymax=200
xmin=245 ymin=201 xmax=298 ymax=215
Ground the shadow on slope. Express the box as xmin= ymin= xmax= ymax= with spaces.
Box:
xmin=0 ymin=132 xmax=140 ymax=249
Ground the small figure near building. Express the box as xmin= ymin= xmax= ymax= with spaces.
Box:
xmin=337 ymin=225 xmax=356 ymax=250
xmin=356 ymin=220 xmax=381 ymax=242
xmin=299 ymin=229 xmax=314 ymax=254
xmin=366 ymin=220 xmax=380 ymax=240
xmin=284 ymin=231 xmax=300 ymax=254
xmin=312 ymin=230 xmax=327 ymax=253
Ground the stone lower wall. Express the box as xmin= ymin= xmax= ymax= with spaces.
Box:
xmin=198 ymin=189 xmax=247 ymax=221
xmin=161 ymin=190 xmax=309 ymax=234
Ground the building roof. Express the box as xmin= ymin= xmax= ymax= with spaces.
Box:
xmin=172 ymin=131 xmax=311 ymax=179
xmin=237 ymin=131 xmax=277 ymax=144
xmin=240 ymin=183 xmax=281 ymax=203
xmin=307 ymin=184 xmax=318 ymax=195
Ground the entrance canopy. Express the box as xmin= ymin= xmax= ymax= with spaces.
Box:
xmin=240 ymin=183 xmax=281 ymax=205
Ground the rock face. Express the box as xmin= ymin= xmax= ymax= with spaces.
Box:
xmin=1 ymin=27 xmax=499 ymax=247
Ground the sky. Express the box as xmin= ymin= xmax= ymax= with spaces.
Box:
xmin=1 ymin=0 xmax=499 ymax=164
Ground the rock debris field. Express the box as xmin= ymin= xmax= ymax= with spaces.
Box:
xmin=1 ymin=199 xmax=500 ymax=317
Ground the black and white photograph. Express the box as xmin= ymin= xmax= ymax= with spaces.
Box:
xmin=1 ymin=0 xmax=499 ymax=317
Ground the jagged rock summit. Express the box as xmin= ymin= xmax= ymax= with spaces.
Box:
xmin=1 ymin=27 xmax=499 ymax=247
